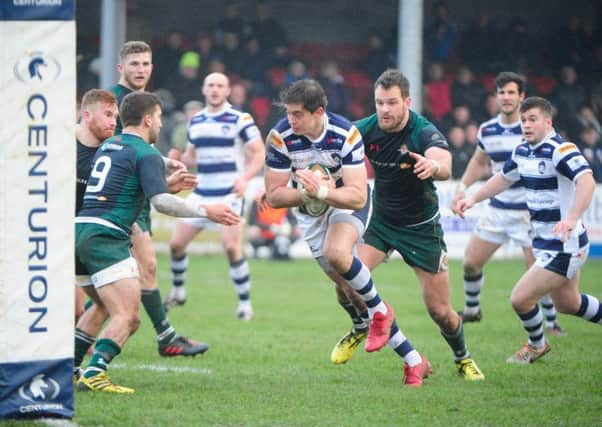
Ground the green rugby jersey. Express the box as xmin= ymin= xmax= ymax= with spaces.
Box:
xmin=77 ymin=133 xmax=168 ymax=234
xmin=108 ymin=84 xmax=132 ymax=135
xmin=355 ymin=111 xmax=448 ymax=227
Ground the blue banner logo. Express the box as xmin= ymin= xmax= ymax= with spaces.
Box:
xmin=13 ymin=51 xmax=61 ymax=86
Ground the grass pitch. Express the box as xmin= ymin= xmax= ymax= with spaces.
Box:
xmin=64 ymin=256 xmax=602 ymax=425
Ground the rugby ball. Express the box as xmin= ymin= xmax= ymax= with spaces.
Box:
xmin=299 ymin=164 xmax=331 ymax=217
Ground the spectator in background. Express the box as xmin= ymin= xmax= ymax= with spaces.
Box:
xmin=229 ymin=82 xmax=252 ymax=113
xmin=363 ymin=30 xmax=393 ymax=81
xmin=154 ymin=30 xmax=186 ymax=89
xmin=207 ymin=57 xmax=227 ymax=75
xmin=458 ymin=13 xmax=499 ymax=74
xmin=484 ymin=93 xmax=500 ymax=119
xmin=283 ymin=60 xmax=310 ymax=87
xmin=194 ymin=33 xmax=215 ymax=77
xmin=317 ymin=60 xmax=350 ymax=116
xmin=424 ymin=61 xmax=451 ymax=122
xmin=439 ymin=104 xmax=472 ymax=135
xmin=165 ymin=51 xmax=202 ymax=110
xmin=152 ymin=88 xmax=178 ymax=156
xmin=500 ymin=17 xmax=535 ymax=74
xmin=425 ymin=1 xmax=457 ymax=63
xmin=247 ymin=199 xmax=301 ymax=260
xmin=451 ymin=66 xmax=487 ymax=115
xmin=217 ymin=31 xmax=246 ymax=77
xmin=239 ymin=36 xmax=271 ymax=94
xmin=214 ymin=2 xmax=249 ymax=45
xmin=250 ymin=0 xmax=287 ymax=52
xmin=447 ymin=125 xmax=473 ymax=179
xmin=550 ymin=65 xmax=587 ymax=119
xmin=568 ymin=104 xmax=602 ymax=141
xmin=578 ymin=126 xmax=602 ymax=182
xmin=170 ymin=100 xmax=204 ymax=160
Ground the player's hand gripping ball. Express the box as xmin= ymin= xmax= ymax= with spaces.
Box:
xmin=299 ymin=164 xmax=331 ymax=217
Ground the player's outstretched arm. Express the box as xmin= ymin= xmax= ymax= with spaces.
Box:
xmin=410 ymin=147 xmax=452 ymax=181
xmin=150 ymin=193 xmax=240 ymax=225
xmin=456 ymin=172 xmax=512 ymax=218
xmin=452 ymin=148 xmax=490 ymax=215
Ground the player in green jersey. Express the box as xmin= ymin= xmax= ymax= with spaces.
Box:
xmin=106 ymin=41 xmax=211 ymax=358
xmin=75 ymin=92 xmax=240 ymax=394
xmin=354 ymin=69 xmax=485 ymax=381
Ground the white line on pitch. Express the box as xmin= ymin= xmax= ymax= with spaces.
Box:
xmin=111 ymin=362 xmax=212 ymax=375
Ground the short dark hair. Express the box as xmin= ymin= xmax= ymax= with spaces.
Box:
xmin=495 ymin=71 xmax=526 ymax=94
xmin=119 ymin=92 xmax=161 ymax=127
xmin=374 ymin=69 xmax=410 ymax=98
xmin=119 ymin=41 xmax=152 ymax=61
xmin=81 ymin=89 xmax=117 ymax=109
xmin=520 ymin=96 xmax=553 ymax=117
xmin=279 ymin=79 xmax=327 ymax=112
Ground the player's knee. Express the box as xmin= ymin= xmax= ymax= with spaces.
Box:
xmin=463 ymin=262 xmax=481 ymax=277
xmin=170 ymin=240 xmax=186 ymax=256
xmin=323 ymin=247 xmax=349 ymax=272
xmin=141 ymin=257 xmax=157 ymax=281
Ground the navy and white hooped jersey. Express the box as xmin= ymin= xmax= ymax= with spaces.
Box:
xmin=265 ymin=111 xmax=365 ymax=186
xmin=503 ymin=131 xmax=593 ymax=252
xmin=187 ymin=103 xmax=261 ymax=197
xmin=478 ymin=115 xmax=526 ymax=210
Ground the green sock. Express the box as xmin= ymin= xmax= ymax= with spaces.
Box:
xmin=84 ymin=299 xmax=94 ymax=310
xmin=440 ymin=319 xmax=469 ymax=362
xmin=84 ymin=338 xmax=121 ymax=378
xmin=74 ymin=328 xmax=95 ymax=369
xmin=141 ymin=288 xmax=176 ymax=345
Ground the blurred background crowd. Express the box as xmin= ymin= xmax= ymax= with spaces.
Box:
xmin=77 ymin=0 xmax=602 ymax=182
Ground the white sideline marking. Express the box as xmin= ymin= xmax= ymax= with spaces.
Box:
xmin=111 ymin=362 xmax=212 ymax=375
xmin=36 ymin=419 xmax=79 ymax=427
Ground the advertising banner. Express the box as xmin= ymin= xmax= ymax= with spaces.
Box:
xmin=0 ymin=0 xmax=76 ymax=419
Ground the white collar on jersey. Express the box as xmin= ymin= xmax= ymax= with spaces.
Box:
xmin=307 ymin=113 xmax=329 ymax=143
xmin=203 ymin=102 xmax=232 ymax=116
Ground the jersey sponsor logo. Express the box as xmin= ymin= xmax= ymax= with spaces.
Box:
xmin=558 ymin=143 xmax=577 ymax=154
xmin=221 ymin=124 xmax=231 ymax=135
xmin=268 ymin=131 xmax=284 ymax=148
xmin=567 ymin=156 xmax=588 ymax=171
xmin=538 ymin=161 xmax=546 ymax=174
xmin=286 ymin=138 xmax=303 ymax=146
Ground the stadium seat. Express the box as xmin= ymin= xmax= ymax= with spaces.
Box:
xmin=250 ymin=96 xmax=271 ymax=129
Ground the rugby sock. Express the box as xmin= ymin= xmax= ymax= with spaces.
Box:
xmin=575 ymin=294 xmax=602 ymax=324
xmin=518 ymin=305 xmax=546 ymax=348
xmin=340 ymin=257 xmax=387 ymax=317
xmin=84 ymin=338 xmax=121 ymax=378
xmin=170 ymin=253 xmax=188 ymax=300
xmin=539 ymin=294 xmax=558 ymax=328
xmin=230 ymin=258 xmax=251 ymax=305
xmin=141 ymin=288 xmax=176 ymax=345
xmin=339 ymin=301 xmax=368 ymax=333
xmin=441 ymin=319 xmax=469 ymax=362
xmin=463 ymin=272 xmax=484 ymax=315
xmin=389 ymin=321 xmax=421 ymax=367
xmin=83 ymin=299 xmax=94 ymax=311
xmin=74 ymin=328 xmax=96 ymax=370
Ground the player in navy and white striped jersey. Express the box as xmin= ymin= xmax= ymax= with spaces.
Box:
xmin=458 ymin=97 xmax=600 ymax=364
xmin=165 ymin=72 xmax=265 ymax=320
xmin=264 ymin=79 xmax=397 ymax=359
xmin=452 ymin=72 xmax=565 ymax=335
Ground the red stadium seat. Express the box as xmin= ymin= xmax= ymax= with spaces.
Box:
xmin=250 ymin=96 xmax=272 ymax=129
